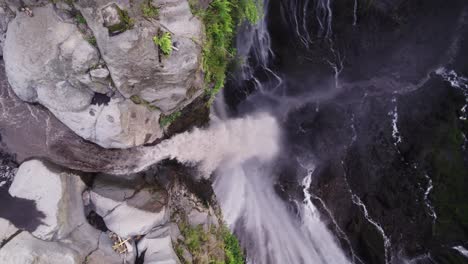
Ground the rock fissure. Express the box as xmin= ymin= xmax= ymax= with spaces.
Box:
xmin=0 ymin=229 xmax=22 ymax=249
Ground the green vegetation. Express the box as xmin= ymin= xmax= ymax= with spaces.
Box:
xmin=141 ymin=1 xmax=160 ymax=19
xmin=159 ymin=111 xmax=181 ymax=127
xmin=153 ymin=32 xmax=173 ymax=56
xmin=184 ymin=225 xmax=209 ymax=253
xmin=87 ymin=36 xmax=97 ymax=46
xmin=190 ymin=0 xmax=261 ymax=103
xmin=107 ymin=7 xmax=134 ymax=34
xmin=177 ymin=220 xmax=245 ymax=264
xmin=222 ymin=226 xmax=244 ymax=264
xmin=130 ymin=95 xmax=159 ymax=111
xmin=76 ymin=13 xmax=87 ymax=24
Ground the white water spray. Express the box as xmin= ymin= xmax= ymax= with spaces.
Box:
xmin=214 ymin=158 xmax=350 ymax=264
xmin=453 ymin=245 xmax=468 ymax=258
xmin=132 ymin=113 xmax=280 ymax=175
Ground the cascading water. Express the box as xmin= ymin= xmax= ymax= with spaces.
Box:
xmin=211 ymin=0 xmax=351 ymax=263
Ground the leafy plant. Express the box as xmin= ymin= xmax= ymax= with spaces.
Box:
xmin=141 ymin=1 xmax=159 ymax=19
xmin=222 ymin=227 xmax=244 ymax=264
xmin=159 ymin=111 xmax=181 ymax=127
xmin=153 ymin=32 xmax=173 ymax=56
xmin=239 ymin=0 xmax=261 ymax=24
xmin=193 ymin=0 xmax=261 ymax=103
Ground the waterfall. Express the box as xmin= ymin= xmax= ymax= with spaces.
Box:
xmin=343 ymin=161 xmax=392 ymax=264
xmin=131 ymin=113 xmax=280 ymax=175
xmin=213 ymin=159 xmax=350 ymax=264
xmin=210 ymin=0 xmax=351 ymax=262
xmin=423 ymin=174 xmax=437 ymax=223
xmin=388 ymin=97 xmax=402 ymax=145
xmin=353 ymin=0 xmax=358 ymax=26
xmin=453 ymin=245 xmax=468 ymax=258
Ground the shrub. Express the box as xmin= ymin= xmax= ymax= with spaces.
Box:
xmin=153 ymin=32 xmax=173 ymax=56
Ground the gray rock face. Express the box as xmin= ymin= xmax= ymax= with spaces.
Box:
xmin=0 ymin=232 xmax=82 ymax=264
xmin=0 ymin=218 xmax=18 ymax=243
xmin=0 ymin=159 xmax=133 ymax=264
xmin=0 ymin=3 xmax=13 ymax=57
xmin=138 ymin=227 xmax=180 ymax=264
xmin=77 ymin=0 xmax=204 ymax=113
xmin=8 ymin=160 xmax=85 ymax=240
xmin=88 ymin=178 xmax=169 ymax=238
xmin=4 ymin=6 xmax=97 ymax=103
xmin=2 ymin=3 xmax=191 ymax=148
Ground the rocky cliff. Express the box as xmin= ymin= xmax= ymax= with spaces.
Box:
xmin=3 ymin=0 xmax=204 ymax=148
xmin=0 ymin=0 xmax=246 ymax=263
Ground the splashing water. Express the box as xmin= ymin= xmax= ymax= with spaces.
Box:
xmin=214 ymin=160 xmax=351 ymax=264
xmin=132 ymin=113 xmax=280 ymax=175
xmin=453 ymin=245 xmax=468 ymax=258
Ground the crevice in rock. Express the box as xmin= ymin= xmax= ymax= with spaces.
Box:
xmin=82 ymin=231 xmax=103 ymax=264
xmin=86 ymin=211 xmax=108 ymax=232
xmin=135 ymin=248 xmax=146 ymax=264
xmin=0 ymin=229 xmax=22 ymax=249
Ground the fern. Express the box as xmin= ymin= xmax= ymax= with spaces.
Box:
xmin=153 ymin=32 xmax=173 ymax=56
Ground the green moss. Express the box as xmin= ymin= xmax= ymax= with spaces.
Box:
xmin=141 ymin=1 xmax=159 ymax=19
xmin=87 ymin=36 xmax=97 ymax=46
xmin=76 ymin=13 xmax=87 ymax=24
xmin=160 ymin=111 xmax=182 ymax=127
xmin=175 ymin=244 xmax=185 ymax=262
xmin=130 ymin=95 xmax=143 ymax=104
xmin=107 ymin=7 xmax=134 ymax=34
xmin=130 ymin=95 xmax=161 ymax=111
xmin=153 ymin=32 xmax=173 ymax=56
xmin=191 ymin=0 xmax=260 ymax=104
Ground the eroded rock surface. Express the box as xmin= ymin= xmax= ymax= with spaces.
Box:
xmin=0 ymin=159 xmax=136 ymax=263
xmin=2 ymin=0 xmax=205 ymax=148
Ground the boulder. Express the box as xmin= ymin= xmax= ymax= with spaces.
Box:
xmin=3 ymin=4 xmax=163 ymax=148
xmin=137 ymin=226 xmax=180 ymax=264
xmin=9 ymin=160 xmax=68 ymax=240
xmin=2 ymin=159 xmax=141 ymax=263
xmin=76 ymin=0 xmax=204 ymax=113
xmin=86 ymin=232 xmax=137 ymax=264
xmin=0 ymin=232 xmax=82 ymax=264
xmin=89 ymin=188 xmax=168 ymax=238
xmin=0 ymin=218 xmax=18 ymax=243
xmin=8 ymin=160 xmax=94 ymax=241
